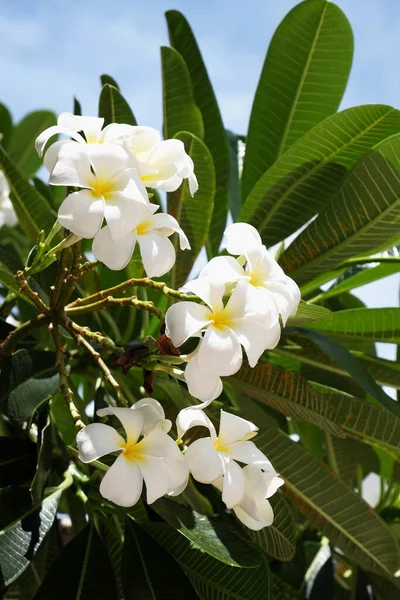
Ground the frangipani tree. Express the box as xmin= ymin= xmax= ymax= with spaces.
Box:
xmin=0 ymin=1 xmax=400 ymax=599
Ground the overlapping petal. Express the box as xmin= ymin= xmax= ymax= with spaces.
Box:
xmin=99 ymin=454 xmax=143 ymax=507
xmin=165 ymin=302 xmax=212 ymax=347
xmin=184 ymin=437 xmax=225 ymax=483
xmin=184 ymin=352 xmax=223 ymax=404
xmin=77 ymin=423 xmax=124 ymax=463
xmin=92 ymin=226 xmax=137 ymax=270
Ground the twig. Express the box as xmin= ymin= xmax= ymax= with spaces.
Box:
xmin=57 ymin=242 xmax=82 ymax=308
xmin=14 ymin=271 xmax=50 ymax=313
xmin=66 ymin=295 xmax=163 ymax=320
xmin=63 ymin=318 xmax=124 ymax=355
xmin=50 ymin=249 xmax=70 ymax=310
xmin=0 ymin=313 xmax=50 ymax=356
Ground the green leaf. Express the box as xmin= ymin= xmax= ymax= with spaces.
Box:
xmin=0 ymin=267 xmax=35 ymax=306
xmin=0 ymin=349 xmax=58 ymax=422
xmin=226 ymin=130 xmax=243 ymax=221
xmin=122 ymin=519 xmax=196 ymax=599
xmin=237 ymin=398 xmax=400 ymax=581
xmin=138 ymin=518 xmax=272 ymax=600
xmin=329 ymin=437 xmax=379 ymax=486
xmin=100 ymin=74 xmax=120 ymax=90
xmin=50 ymin=390 xmax=77 ymax=446
xmin=229 ymin=363 xmax=400 ymax=452
xmin=287 ymin=300 xmax=332 ymax=325
xmin=0 ymin=478 xmax=67 ymax=591
xmin=280 ymin=135 xmax=400 ymax=283
xmin=0 ymin=146 xmax=55 ymax=240
xmin=34 ymin=525 xmax=118 ymax=600
xmin=9 ymin=111 xmax=57 ymax=179
xmin=30 ymin=414 xmax=53 ymax=503
xmin=98 ymin=84 xmax=137 ymax=126
xmin=241 ymin=492 xmax=296 ymax=562
xmin=152 ymin=496 xmax=261 ymax=567
xmin=73 ymin=97 xmax=82 ymax=116
xmin=166 ymin=10 xmax=229 ymax=253
xmin=240 ymin=105 xmax=400 ymax=247
xmin=0 ymin=103 xmax=13 ymax=149
xmin=0 ymin=436 xmax=36 ymax=487
xmin=241 ymin=0 xmax=353 ymax=200
xmin=168 ymin=131 xmax=215 ymax=288
xmin=161 ymin=46 xmax=204 ymax=140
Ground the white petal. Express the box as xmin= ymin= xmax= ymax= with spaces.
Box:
xmin=132 ymin=398 xmax=169 ymax=434
xmin=224 ymin=223 xmax=262 ymax=256
xmin=43 ymin=140 xmax=70 ymax=172
xmin=92 ymin=226 xmax=137 ymax=270
xmin=150 ymin=212 xmax=190 ymax=250
xmin=138 ymin=428 xmax=182 ymax=459
xmin=128 ymin=126 xmax=161 ymax=158
xmin=197 ymin=325 xmax=242 ymax=377
xmin=87 ymin=143 xmax=133 ymax=180
xmin=223 ymin=279 xmax=250 ymax=319
xmin=199 ymin=256 xmax=244 ymax=284
xmin=49 ymin=144 xmax=93 ymax=187
xmin=262 ymin=281 xmax=300 ymax=325
xmin=218 ymin=411 xmax=258 ymax=446
xmin=181 ymin=279 xmax=225 ymax=312
xmin=185 ymin=437 xmax=224 ymax=483
xmin=58 ymin=113 xmax=104 ymax=138
xmin=96 ymin=407 xmax=144 ymax=445
xmin=233 ymin=503 xmax=273 ymax=531
xmin=222 ymin=460 xmax=246 ymax=509
xmin=264 ymin=472 xmax=285 ymax=498
xmin=264 ymin=320 xmax=281 ymax=350
xmin=2 ymin=198 xmax=18 ymax=227
xmin=101 ymin=123 xmax=135 ymax=143
xmin=100 ymin=454 xmax=143 ymax=507
xmin=139 ymin=456 xmax=170 ymax=504
xmin=156 ymin=174 xmax=183 ymax=192
xmin=184 ymin=352 xmax=223 ymax=403
xmin=188 ymin=172 xmax=198 ymax=196
xmin=229 ymin=318 xmax=268 ymax=367
xmin=77 ymin=423 xmax=124 ymax=463
xmin=35 ymin=124 xmax=84 ymax=157
xmin=104 ymin=194 xmax=148 ymax=241
xmin=239 ymin=465 xmax=275 ymax=525
xmin=228 ymin=441 xmax=273 ymax=470
xmin=245 ymin=284 xmax=279 ymax=321
xmin=164 ymin=457 xmax=189 ymax=496
xmin=58 ymin=190 xmax=104 ymax=238
xmin=138 ymin=231 xmax=176 ymax=277
xmin=176 ymin=407 xmax=217 ymax=439
xmin=165 ymin=302 xmax=212 ymax=347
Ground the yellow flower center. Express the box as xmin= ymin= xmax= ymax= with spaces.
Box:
xmin=211 ymin=309 xmax=231 ymax=330
xmin=90 ymin=178 xmax=115 ymax=199
xmin=121 ymin=440 xmax=145 ymax=462
xmin=214 ymin=438 xmax=230 ymax=453
xmin=248 ymin=269 xmax=265 ymax=287
xmin=136 ymin=220 xmax=151 ymax=236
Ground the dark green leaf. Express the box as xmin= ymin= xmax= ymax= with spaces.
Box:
xmin=0 ymin=103 xmax=13 ymax=149
xmin=100 ymin=74 xmax=120 ymax=90
xmin=169 ymin=131 xmax=215 ymax=288
xmin=9 ymin=111 xmax=57 ymax=179
xmin=161 ymin=46 xmax=203 ymax=140
xmin=0 ymin=436 xmax=36 ymax=487
xmin=122 ymin=519 xmax=195 ymax=599
xmin=167 ymin=10 xmax=229 ymax=253
xmin=98 ymin=84 xmax=137 ymax=126
xmin=241 ymin=0 xmax=353 ymax=199
xmin=73 ymin=97 xmax=82 ymax=116
xmin=329 ymin=437 xmax=379 ymax=486
xmin=30 ymin=414 xmax=53 ymax=503
xmin=34 ymin=525 xmax=118 ymax=600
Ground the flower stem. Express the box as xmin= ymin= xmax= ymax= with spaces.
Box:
xmin=66 ymin=295 xmax=163 ymax=320
xmin=14 ymin=271 xmax=50 ymax=313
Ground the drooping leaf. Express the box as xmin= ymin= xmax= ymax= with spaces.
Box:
xmin=0 ymin=436 xmax=36 ymax=487
xmin=229 ymin=363 xmax=400 ymax=452
xmin=34 ymin=525 xmax=118 ymax=600
xmin=0 ymin=103 xmax=13 ymax=149
xmin=240 ymin=104 xmax=400 ymax=246
xmin=161 ymin=46 xmax=204 ymax=140
xmin=152 ymin=497 xmax=261 ymax=567
xmin=168 ymin=131 xmax=215 ymax=288
xmin=0 ymin=349 xmax=58 ymax=422
xmin=9 ymin=111 xmax=56 ymax=179
xmin=0 ymin=480 xmax=66 ymax=591
xmin=0 ymin=146 xmax=55 ymax=240
xmin=100 ymin=74 xmax=120 ymax=90
xmin=241 ymin=0 xmax=353 ymax=199
xmin=237 ymin=398 xmax=400 ymax=582
xmin=98 ymin=84 xmax=137 ymax=126
xmin=166 ymin=10 xmax=229 ymax=253
xmin=280 ymin=135 xmax=400 ymax=282
xmin=122 ymin=519 xmax=196 ymax=599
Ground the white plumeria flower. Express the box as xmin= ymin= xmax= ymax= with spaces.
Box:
xmin=177 ymin=408 xmax=275 ymax=509
xmin=213 ymin=465 xmax=284 ymax=530
xmin=0 ymin=171 xmax=17 ymax=228
xmin=35 ymin=112 xmax=132 ymax=172
xmin=197 ymin=223 xmax=301 ymax=325
xmin=120 ymin=126 xmax=198 ymax=196
xmin=51 ymin=143 xmax=149 ymax=240
xmin=77 ymin=398 xmax=188 ymax=507
xmin=166 ymin=277 xmax=278 ymax=383
xmin=92 ymin=202 xmax=190 ymax=275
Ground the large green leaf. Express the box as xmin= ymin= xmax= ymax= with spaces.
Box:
xmin=237 ymin=398 xmax=400 ymax=581
xmin=0 ymin=147 xmax=55 ymax=240
xmin=329 ymin=436 xmax=379 ymax=486
xmin=306 ymin=307 xmax=400 ymax=343
xmin=0 ymin=103 xmax=13 ymax=149
xmin=280 ymin=134 xmax=400 ymax=282
xmin=98 ymin=84 xmax=137 ymax=126
xmin=100 ymin=73 xmax=120 ymax=90
xmin=138 ymin=519 xmax=272 ymax=600
xmin=0 ymin=479 xmax=66 ymax=590
xmin=168 ymin=131 xmax=215 ymax=288
xmin=122 ymin=519 xmax=196 ymax=599
xmin=229 ymin=364 xmax=400 ymax=453
xmin=166 ymin=10 xmax=229 ymax=254
xmin=9 ymin=111 xmax=56 ymax=179
xmin=241 ymin=0 xmax=353 ymax=200
xmin=287 ymin=300 xmax=331 ymax=325
xmin=34 ymin=525 xmax=118 ymax=600
xmin=239 ymin=104 xmax=400 ymax=246
xmin=153 ymin=497 xmax=261 ymax=567
xmin=161 ymin=46 xmax=204 ymax=140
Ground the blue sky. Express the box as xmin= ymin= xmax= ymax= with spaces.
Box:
xmin=0 ymin=0 xmax=399 ymax=330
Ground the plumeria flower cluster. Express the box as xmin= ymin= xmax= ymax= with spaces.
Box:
xmin=165 ymin=222 xmax=301 ymax=404
xmin=77 ymin=399 xmax=283 ymax=530
xmin=0 ymin=170 xmax=18 ymax=228
xmin=35 ymin=113 xmax=197 ymax=277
